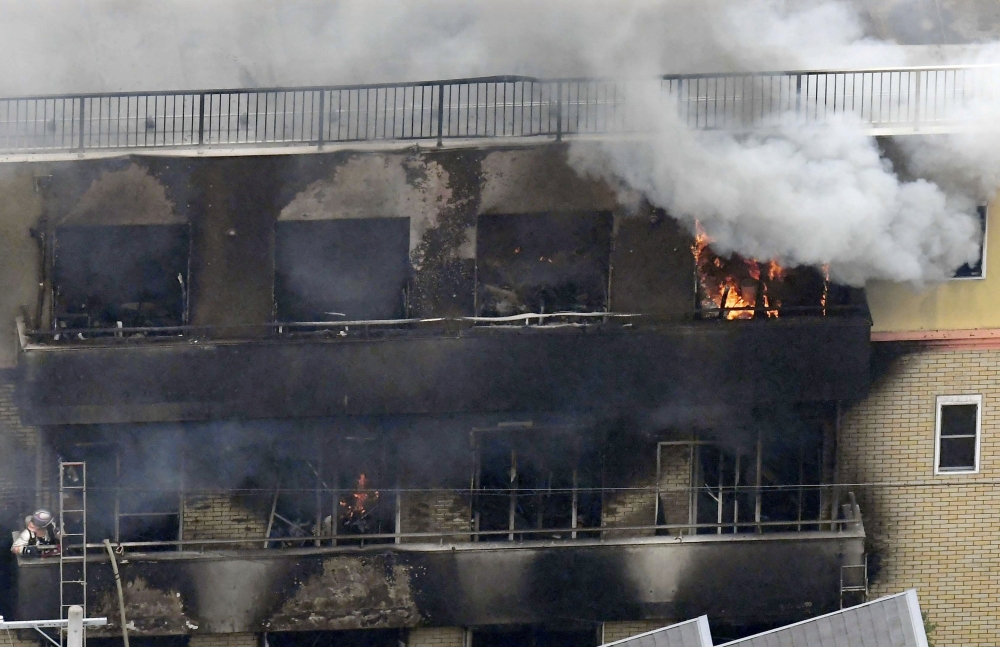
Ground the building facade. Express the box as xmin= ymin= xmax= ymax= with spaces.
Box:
xmin=5 ymin=69 xmax=973 ymax=646
xmin=839 ymin=201 xmax=1000 ymax=647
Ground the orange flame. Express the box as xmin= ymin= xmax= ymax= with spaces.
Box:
xmin=340 ymin=473 xmax=379 ymax=522
xmin=694 ymin=222 xmax=782 ymax=320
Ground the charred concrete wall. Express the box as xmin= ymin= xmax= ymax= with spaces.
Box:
xmin=15 ymin=531 xmax=864 ymax=635
xmin=0 ymin=168 xmax=42 ymax=369
xmin=0 ymin=144 xmax=695 ymax=341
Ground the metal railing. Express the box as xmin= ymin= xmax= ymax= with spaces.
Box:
xmin=22 ymin=484 xmax=860 ymax=555
xmin=18 ymin=305 xmax=869 ymax=347
xmin=0 ymin=77 xmax=633 ymax=154
xmin=663 ymin=65 xmax=1000 ymax=132
xmin=2 ymin=66 xmax=996 ymax=155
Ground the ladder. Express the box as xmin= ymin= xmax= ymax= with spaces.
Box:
xmin=59 ymin=462 xmax=87 ymax=647
xmin=840 ymin=557 xmax=869 ymax=609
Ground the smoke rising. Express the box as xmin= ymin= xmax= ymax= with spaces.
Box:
xmin=0 ymin=0 xmax=996 ymax=283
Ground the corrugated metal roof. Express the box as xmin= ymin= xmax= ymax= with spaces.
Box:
xmin=720 ymin=590 xmax=929 ymax=647
xmin=600 ymin=617 xmax=713 ymax=647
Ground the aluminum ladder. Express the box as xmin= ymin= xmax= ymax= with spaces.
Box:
xmin=840 ymin=558 xmax=869 ymax=609
xmin=59 ymin=461 xmax=87 ymax=647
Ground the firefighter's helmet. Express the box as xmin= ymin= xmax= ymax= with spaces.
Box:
xmin=30 ymin=509 xmax=54 ymax=528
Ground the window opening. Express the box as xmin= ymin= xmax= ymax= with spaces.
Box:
xmin=52 ymin=224 xmax=190 ymax=332
xmin=935 ymin=395 xmax=982 ymax=474
xmin=473 ymin=429 xmax=600 ymax=541
xmin=954 ymin=206 xmax=987 ymax=279
xmin=663 ymin=416 xmax=827 ymax=535
xmin=274 ymin=218 xmax=411 ymax=322
xmin=475 ymin=211 xmax=613 ymax=317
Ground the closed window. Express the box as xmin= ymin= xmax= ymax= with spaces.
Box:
xmin=935 ymin=395 xmax=982 ymax=474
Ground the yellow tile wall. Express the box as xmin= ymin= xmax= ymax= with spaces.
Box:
xmin=840 ymin=346 xmax=1000 ymax=647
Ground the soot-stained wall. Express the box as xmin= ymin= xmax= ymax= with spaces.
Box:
xmin=14 ymin=532 xmax=864 ymax=635
xmin=2 ymin=143 xmax=697 ymax=346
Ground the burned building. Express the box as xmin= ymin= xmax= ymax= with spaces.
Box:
xmin=0 ymin=73 xmax=888 ymax=647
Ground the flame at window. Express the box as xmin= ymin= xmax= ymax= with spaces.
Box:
xmin=692 ymin=223 xmax=785 ymax=320
xmin=340 ymin=473 xmax=380 ymax=533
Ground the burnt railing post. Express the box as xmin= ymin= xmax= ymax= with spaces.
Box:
xmin=795 ymin=74 xmax=802 ymax=117
xmin=556 ymin=81 xmax=563 ymax=141
xmin=317 ymin=90 xmax=326 ymax=149
xmin=436 ymin=82 xmax=445 ymax=147
xmin=77 ymin=97 xmax=85 ymax=151
xmin=197 ymin=93 xmax=206 ymax=145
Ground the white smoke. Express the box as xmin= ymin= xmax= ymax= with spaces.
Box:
xmin=568 ymin=88 xmax=982 ymax=285
xmin=0 ymin=0 xmax=993 ymax=283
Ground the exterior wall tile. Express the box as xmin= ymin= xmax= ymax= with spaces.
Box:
xmin=602 ymin=620 xmax=673 ymax=643
xmin=840 ymin=346 xmax=1000 ymax=647
xmin=189 ymin=633 xmax=258 ymax=647
xmin=408 ymin=627 xmax=466 ymax=647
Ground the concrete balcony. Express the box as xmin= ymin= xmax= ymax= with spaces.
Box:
xmin=13 ymin=514 xmax=865 ymax=635
xmin=16 ymin=312 xmax=871 ymax=425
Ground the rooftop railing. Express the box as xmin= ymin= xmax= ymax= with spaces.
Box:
xmin=1 ymin=66 xmax=996 ymax=155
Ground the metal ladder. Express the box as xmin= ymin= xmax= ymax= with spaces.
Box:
xmin=840 ymin=557 xmax=868 ymax=609
xmin=59 ymin=461 xmax=87 ymax=647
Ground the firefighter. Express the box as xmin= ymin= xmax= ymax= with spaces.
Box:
xmin=11 ymin=509 xmax=60 ymax=557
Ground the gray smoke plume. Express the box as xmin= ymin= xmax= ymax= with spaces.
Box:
xmin=0 ymin=0 xmax=993 ymax=284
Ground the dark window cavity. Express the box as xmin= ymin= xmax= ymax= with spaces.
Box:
xmin=473 ymin=429 xmax=601 ymax=541
xmin=954 ymin=206 xmax=987 ymax=279
xmin=274 ymin=218 xmax=410 ymax=322
xmin=53 ymin=224 xmax=190 ymax=330
xmin=937 ymin=396 xmax=981 ymax=473
xmin=476 ymin=211 xmax=613 ymax=316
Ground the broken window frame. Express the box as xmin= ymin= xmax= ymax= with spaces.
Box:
xmin=934 ymin=394 xmax=982 ymax=475
xmin=50 ymin=223 xmax=192 ymax=333
xmin=474 ymin=211 xmax=614 ymax=320
xmin=661 ymin=425 xmax=828 ymax=535
xmin=471 ymin=427 xmax=599 ymax=541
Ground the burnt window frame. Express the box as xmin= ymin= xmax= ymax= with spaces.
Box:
xmin=273 ymin=217 xmax=412 ymax=324
xmin=474 ymin=210 xmax=614 ymax=317
xmin=953 ymin=206 xmax=987 ymax=280
xmin=934 ymin=394 xmax=982 ymax=475
xmin=51 ymin=222 xmax=192 ymax=331
xmin=471 ymin=427 xmax=601 ymax=541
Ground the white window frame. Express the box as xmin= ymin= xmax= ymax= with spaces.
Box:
xmin=952 ymin=205 xmax=988 ymax=280
xmin=934 ymin=394 xmax=983 ymax=475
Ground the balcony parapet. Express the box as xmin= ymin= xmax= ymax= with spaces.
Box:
xmin=14 ymin=512 xmax=864 ymax=635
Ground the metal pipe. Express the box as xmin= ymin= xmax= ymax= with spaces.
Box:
xmin=66 ymin=607 xmax=82 ymax=647
xmin=754 ymin=430 xmax=763 ymax=534
xmin=102 ymin=540 xmax=129 ymax=647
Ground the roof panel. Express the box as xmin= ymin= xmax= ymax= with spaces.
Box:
xmin=721 ymin=591 xmax=928 ymax=647
xmin=600 ymin=617 xmax=712 ymax=647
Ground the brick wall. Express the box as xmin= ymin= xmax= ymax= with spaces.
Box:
xmin=601 ymin=620 xmax=673 ymax=643
xmin=399 ymin=491 xmax=471 ymax=542
xmin=0 ymin=632 xmax=40 ymax=647
xmin=601 ymin=438 xmax=659 ymax=539
xmin=407 ymin=627 xmax=466 ymax=647
xmin=658 ymin=444 xmax=693 ymax=535
xmin=839 ymin=346 xmax=1000 ymax=647
xmin=182 ymin=494 xmax=269 ymax=546
xmin=189 ymin=633 xmax=258 ymax=647
xmin=0 ymin=374 xmax=44 ymax=520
